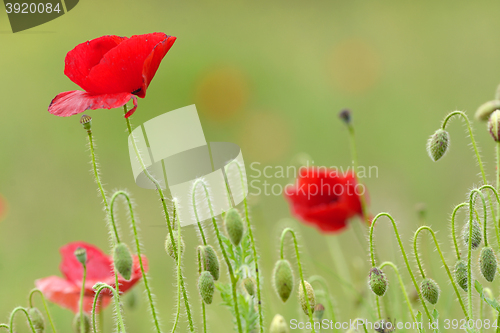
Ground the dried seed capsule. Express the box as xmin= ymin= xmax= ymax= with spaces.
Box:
xmin=463 ymin=220 xmax=482 ymax=250
xmin=28 ymin=307 xmax=45 ymax=333
xmin=427 ymin=129 xmax=450 ymax=162
xmin=113 ymin=243 xmax=133 ymax=281
xmin=455 ymin=259 xmax=468 ymax=291
xmin=198 ymin=271 xmax=215 ymax=304
xmin=270 ymin=314 xmax=289 ymax=333
xmin=313 ymin=303 xmax=325 ymax=321
xmin=368 ymin=267 xmax=388 ymax=297
xmin=165 ymin=233 xmax=185 ymax=259
xmin=73 ymin=313 xmax=90 ymax=333
xmin=475 ymin=100 xmax=500 ymax=121
xmin=243 ymin=277 xmax=256 ymax=296
xmin=480 ymin=246 xmax=498 ymax=282
xmin=74 ymin=247 xmax=87 ymax=266
xmin=200 ymin=245 xmax=220 ymax=281
xmin=489 ymin=110 xmax=500 ymax=142
xmin=338 ymin=109 xmax=351 ymax=124
xmin=298 ymin=281 xmax=316 ymax=316
xmin=80 ymin=114 xmax=92 ymax=131
xmin=421 ymin=278 xmax=440 ymax=305
xmin=273 ymin=259 xmax=294 ymax=302
xmin=224 ymin=208 xmax=244 ymax=246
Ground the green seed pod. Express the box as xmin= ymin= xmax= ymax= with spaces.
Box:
xmin=455 ymin=259 xmax=468 ymax=291
xmin=165 ymin=233 xmax=185 ymax=259
xmin=72 ymin=313 xmax=90 ymax=333
xmin=463 ymin=220 xmax=482 ymax=250
xmin=200 ymin=245 xmax=220 ymax=281
xmin=224 ymin=208 xmax=244 ymax=246
xmin=480 ymin=246 xmax=498 ymax=282
xmin=368 ymin=267 xmax=388 ymax=297
xmin=198 ymin=271 xmax=215 ymax=304
xmin=421 ymin=278 xmax=440 ymax=305
xmin=427 ymin=129 xmax=450 ymax=162
xmin=243 ymin=277 xmax=256 ymax=296
xmin=80 ymin=114 xmax=92 ymax=131
xmin=313 ymin=303 xmax=325 ymax=321
xmin=28 ymin=307 xmax=45 ymax=333
xmin=489 ymin=110 xmax=500 ymax=142
xmin=113 ymin=243 xmax=134 ymax=281
xmin=298 ymin=281 xmax=316 ymax=316
xmin=475 ymin=100 xmax=500 ymax=121
xmin=74 ymin=247 xmax=87 ymax=266
xmin=273 ymin=259 xmax=294 ymax=302
xmin=270 ymin=314 xmax=289 ymax=333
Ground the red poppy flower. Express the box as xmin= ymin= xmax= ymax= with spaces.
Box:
xmin=48 ymin=33 xmax=176 ymax=118
xmin=284 ymin=167 xmax=365 ymax=233
xmin=36 ymin=241 xmax=146 ymax=313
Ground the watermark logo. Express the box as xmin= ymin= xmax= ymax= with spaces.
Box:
xmin=3 ymin=0 xmax=79 ymax=33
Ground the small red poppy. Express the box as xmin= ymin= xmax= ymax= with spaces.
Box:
xmin=284 ymin=167 xmax=365 ymax=233
xmin=48 ymin=33 xmax=176 ymax=118
xmin=36 ymin=241 xmax=146 ymax=313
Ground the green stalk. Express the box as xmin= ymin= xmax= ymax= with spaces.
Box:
xmin=79 ymin=264 xmax=87 ymax=333
xmin=92 ymin=284 xmax=126 ymax=332
xmin=8 ymin=307 xmax=36 ymax=333
xmin=308 ymin=275 xmax=338 ymax=332
xmin=28 ymin=289 xmax=57 ymax=333
xmin=171 ymin=201 xmax=182 ymax=333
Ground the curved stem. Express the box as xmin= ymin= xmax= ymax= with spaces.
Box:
xmin=308 ymin=275 xmax=338 ymax=330
xmin=123 ymin=106 xmax=194 ymax=332
xmin=369 ymin=213 xmax=433 ymax=325
xmin=0 ymin=324 xmax=8 ymax=331
xmin=451 ymin=203 xmax=468 ymax=259
xmin=192 ymin=184 xmax=208 ymax=245
xmin=497 ymin=142 xmax=500 ymax=222
xmin=280 ymin=228 xmax=316 ymax=333
xmin=79 ymin=264 xmax=87 ymax=333
xmin=192 ymin=179 xmax=243 ymax=333
xmin=413 ymin=226 xmax=469 ymax=319
xmin=226 ymin=160 xmax=263 ymax=332
xmin=379 ymin=261 xmax=416 ymax=323
xmin=171 ymin=201 xmax=182 ymax=333
xmin=28 ymin=289 xmax=57 ymax=333
xmin=92 ymin=284 xmax=126 ymax=333
xmin=8 ymin=307 xmax=36 ymax=333
xmin=478 ymin=185 xmax=500 ymax=250
xmin=110 ymin=191 xmax=161 ymax=333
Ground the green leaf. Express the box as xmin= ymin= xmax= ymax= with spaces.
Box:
xmin=475 ymin=279 xmax=500 ymax=312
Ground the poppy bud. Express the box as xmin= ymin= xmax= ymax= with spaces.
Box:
xmin=224 ymin=208 xmax=244 ymax=246
xmin=28 ymin=307 xmax=45 ymax=333
xmin=74 ymin=247 xmax=87 ymax=266
xmin=272 ymin=259 xmax=294 ymax=302
xmin=368 ymin=267 xmax=388 ymax=296
xmin=338 ymin=109 xmax=352 ymax=124
xmin=480 ymin=246 xmax=498 ymax=282
xmin=427 ymin=129 xmax=450 ymax=162
xmin=198 ymin=271 xmax=215 ymax=304
xmin=421 ymin=278 xmax=440 ymax=305
xmin=73 ymin=313 xmax=90 ymax=333
xmin=270 ymin=314 xmax=289 ymax=333
xmin=463 ymin=220 xmax=482 ymax=250
xmin=314 ymin=303 xmax=325 ymax=321
xmin=488 ymin=110 xmax=500 ymax=142
xmin=475 ymin=100 xmax=500 ymax=121
xmin=113 ymin=243 xmax=133 ymax=281
xmin=79 ymin=115 xmax=92 ymax=131
xmin=298 ymin=281 xmax=316 ymax=316
xmin=243 ymin=277 xmax=256 ymax=296
xmin=200 ymin=245 xmax=220 ymax=281
xmin=455 ymin=259 xmax=468 ymax=291
xmin=165 ymin=233 xmax=185 ymax=259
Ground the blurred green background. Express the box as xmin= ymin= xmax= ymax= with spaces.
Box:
xmin=2 ymin=0 xmax=500 ymax=332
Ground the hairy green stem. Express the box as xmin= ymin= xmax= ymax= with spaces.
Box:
xmin=351 ymin=318 xmax=369 ymax=333
xmin=0 ymin=324 xmax=8 ymax=331
xmin=280 ymin=228 xmax=316 ymax=333
xmin=451 ymin=203 xmax=468 ymax=259
xmin=8 ymin=307 xmax=36 ymax=333
xmin=171 ymin=201 xmax=182 ymax=333
xmin=92 ymin=284 xmax=126 ymax=333
xmin=79 ymin=263 xmax=87 ymax=333
xmin=28 ymin=289 xmax=57 ymax=333
xmin=379 ymin=261 xmax=416 ymax=323
xmin=197 ymin=246 xmax=208 ymax=333
xmin=308 ymin=275 xmax=338 ymax=331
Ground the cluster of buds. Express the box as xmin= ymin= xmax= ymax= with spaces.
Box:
xmin=197 ymin=245 xmax=220 ymax=304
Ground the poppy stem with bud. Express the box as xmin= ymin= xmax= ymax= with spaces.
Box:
xmin=8 ymin=307 xmax=36 ymax=333
xmin=28 ymin=288 xmax=57 ymax=333
xmin=308 ymin=275 xmax=338 ymax=329
xmin=92 ymin=283 xmax=126 ymax=333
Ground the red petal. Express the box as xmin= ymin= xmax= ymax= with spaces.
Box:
xmin=48 ymin=90 xmax=134 ymax=117
xmin=59 ymin=242 xmax=113 ymax=283
xmin=64 ymin=35 xmax=127 ymax=92
xmin=140 ymin=35 xmax=177 ymax=97
xmin=84 ymin=33 xmax=175 ymax=95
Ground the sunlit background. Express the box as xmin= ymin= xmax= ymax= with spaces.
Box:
xmin=2 ymin=1 xmax=500 ymax=331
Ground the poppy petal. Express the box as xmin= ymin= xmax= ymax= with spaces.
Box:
xmin=48 ymin=90 xmax=135 ymax=117
xmin=140 ymin=35 xmax=177 ymax=97
xmin=60 ymin=242 xmax=113 ymax=283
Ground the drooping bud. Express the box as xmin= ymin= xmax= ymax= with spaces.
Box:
xmin=74 ymin=247 xmax=87 ymax=266
xmin=480 ymin=246 xmax=498 ymax=282
xmin=113 ymin=243 xmax=133 ymax=281
xmin=165 ymin=233 xmax=185 ymax=259
xmin=224 ymin=208 xmax=244 ymax=246
xmin=73 ymin=313 xmax=90 ymax=333
xmin=463 ymin=220 xmax=482 ymax=250
xmin=427 ymin=129 xmax=450 ymax=162
xmin=270 ymin=314 xmax=289 ymax=333
xmin=313 ymin=303 xmax=325 ymax=321
xmin=28 ymin=307 xmax=45 ymax=333
xmin=338 ymin=109 xmax=351 ymax=124
xmin=200 ymin=245 xmax=220 ymax=281
xmin=198 ymin=271 xmax=215 ymax=304
xmin=79 ymin=115 xmax=92 ymax=131
xmin=272 ymin=259 xmax=294 ymax=302
xmin=421 ymin=278 xmax=440 ymax=305
xmin=243 ymin=277 xmax=256 ymax=296
xmin=368 ymin=267 xmax=388 ymax=296
xmin=488 ymin=110 xmax=500 ymax=142
xmin=475 ymin=100 xmax=500 ymax=121
xmin=455 ymin=259 xmax=468 ymax=291
xmin=298 ymin=281 xmax=316 ymax=316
